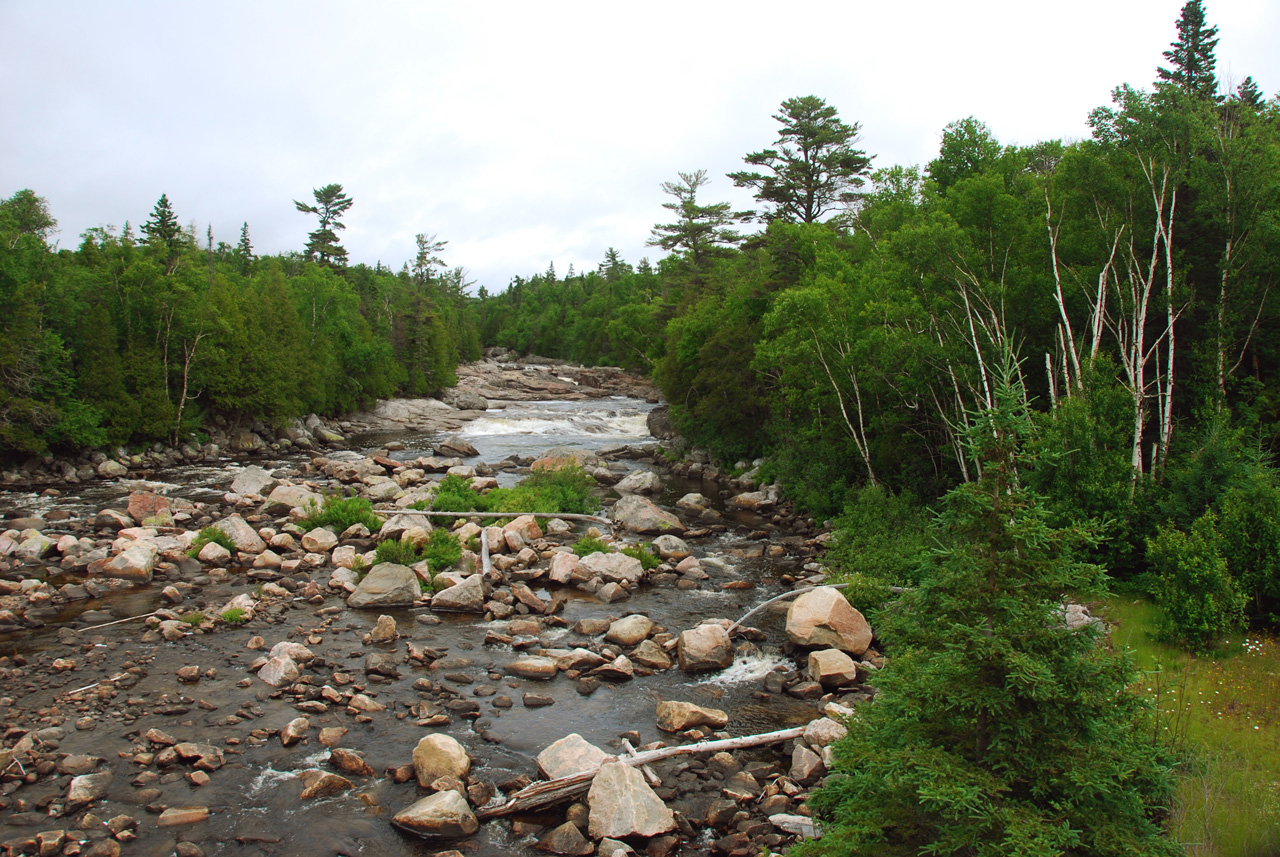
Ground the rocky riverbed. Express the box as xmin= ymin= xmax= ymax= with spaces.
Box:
xmin=0 ymin=361 xmax=882 ymax=857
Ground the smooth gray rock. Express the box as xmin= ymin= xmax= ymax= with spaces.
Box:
xmin=587 ymin=761 xmax=675 ymax=840
xmin=577 ymin=552 xmax=645 ymax=586
xmin=611 ymin=495 xmax=684 ymax=535
xmin=536 ymin=733 xmax=612 ymax=779
xmin=231 ymin=465 xmax=278 ymax=497
xmin=677 ymin=623 xmax=733 ymax=673
xmin=347 ymin=563 xmax=421 ymax=609
xmin=212 ymin=514 xmax=267 ymax=553
xmin=430 ymin=573 xmax=487 ymax=612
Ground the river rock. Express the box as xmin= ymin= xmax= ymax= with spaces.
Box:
xmin=536 ymin=733 xmax=612 ymax=779
xmin=596 ymin=582 xmax=629 ymax=603
xmin=614 ymin=470 xmax=663 ymax=494
xmin=605 ymin=614 xmax=653 ymax=646
xmin=803 ymin=717 xmax=848 ymax=748
xmin=269 ymin=641 xmax=315 ymax=662
xmin=507 ymin=655 xmax=559 ymax=680
xmin=94 ymin=509 xmax=134 ymax=530
xmin=785 ymin=587 xmax=872 ymax=655
xmin=211 ymin=514 xmax=267 ymax=553
xmin=675 ymin=493 xmax=711 ymax=511
xmin=431 ymin=573 xmax=487 ymax=612
xmin=611 ymin=495 xmax=684 ymax=535
xmin=537 ymin=821 xmax=595 ymax=855
xmin=198 ymin=541 xmax=231 ymax=566
xmin=126 ymin=491 xmax=171 ymax=523
xmin=790 ymin=744 xmax=825 ymax=784
xmin=726 ymin=490 xmax=774 ymax=511
xmin=156 ymin=806 xmax=210 ymax=827
xmin=629 ymin=639 xmax=672 ymax=670
xmin=100 ymin=544 xmax=156 ymax=583
xmin=504 ymin=514 xmax=543 ymax=542
xmin=368 ymin=614 xmax=398 ymax=643
xmin=808 ymin=648 xmax=859 ymax=687
xmin=577 ymin=552 xmax=644 ymax=586
xmin=443 ymin=388 xmax=489 ymax=411
xmin=548 ymin=552 xmax=580 ymax=584
xmin=263 ymin=484 xmax=323 ymax=515
xmin=413 ymin=734 xmax=470 ymax=786
xmin=438 ymin=435 xmax=479 ymax=457
xmin=651 ymin=534 xmax=690 ymax=560
xmin=280 ymin=716 xmax=310 ymax=746
xmin=67 ymin=771 xmax=113 ymax=806
xmin=231 ymin=465 xmax=277 ymax=497
xmin=97 ymin=459 xmax=128 ymax=478
xmin=329 ymin=748 xmax=376 ymax=777
xmin=298 ymin=769 xmax=352 ymax=799
xmin=677 ymin=623 xmax=733 ymax=672
xmin=258 ymin=655 xmax=300 ymax=687
xmin=301 ymin=527 xmax=339 ymax=552
xmin=15 ymin=532 xmax=56 ymax=560
xmin=646 ymin=406 xmax=676 ymax=440
xmin=587 ymin=761 xmax=675 ymax=840
xmin=393 ymin=789 xmax=478 ymax=839
xmin=656 ymin=701 xmax=729 ymax=732
xmin=347 ymin=563 xmax=420 ymax=608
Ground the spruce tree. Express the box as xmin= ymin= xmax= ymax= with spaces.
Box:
xmin=141 ymin=193 xmax=182 ymax=259
xmin=1156 ymin=0 xmax=1220 ymax=100
xmin=1235 ymin=75 xmax=1263 ymax=109
xmin=803 ymin=369 xmax=1180 ymax=857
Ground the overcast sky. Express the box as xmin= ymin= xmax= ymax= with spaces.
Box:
xmin=3 ymin=1 xmax=1277 ymax=291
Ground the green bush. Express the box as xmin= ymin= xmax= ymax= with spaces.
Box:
xmin=421 ymin=528 xmax=462 ymax=574
xmin=220 ymin=607 xmax=249 ymax=625
xmin=374 ymin=538 xmax=422 ymax=566
xmin=621 ymin=543 xmax=661 ymax=570
xmin=299 ymin=495 xmax=383 ymax=533
xmin=1148 ymin=511 xmax=1247 ymax=650
xmin=179 ymin=611 xmax=205 ymax=626
xmin=428 ymin=466 xmax=598 ymax=517
xmin=573 ymin=536 xmax=612 ymax=557
xmin=824 ymin=485 xmax=926 ymax=620
xmin=187 ymin=526 xmax=236 ymax=557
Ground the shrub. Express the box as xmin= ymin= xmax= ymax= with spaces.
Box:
xmin=179 ymin=611 xmax=205 ymax=626
xmin=220 ymin=607 xmax=249 ymax=625
xmin=621 ymin=543 xmax=661 ymax=570
xmin=574 ymin=536 xmax=612 ymax=557
xmin=1148 ymin=511 xmax=1247 ymax=650
xmin=187 ymin=526 xmax=236 ymax=558
xmin=421 ymin=529 xmax=462 ymax=574
xmin=374 ymin=538 xmax=422 ymax=566
xmin=299 ymin=495 xmax=383 ymax=532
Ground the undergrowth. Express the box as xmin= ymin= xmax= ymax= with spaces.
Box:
xmin=187 ymin=527 xmax=236 ymax=557
xmin=299 ymin=495 xmax=383 ymax=533
xmin=418 ymin=466 xmax=597 ymax=517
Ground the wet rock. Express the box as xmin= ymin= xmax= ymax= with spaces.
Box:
xmin=650 ymin=535 xmax=690 ymax=560
xmin=656 ymin=701 xmax=728 ymax=732
xmin=785 ymin=586 xmax=872 ymax=655
xmin=439 ymin=435 xmax=480 ymax=457
xmin=298 ymin=769 xmax=352 ymax=799
xmin=536 ymin=733 xmax=612 ymax=779
xmin=504 ymin=514 xmax=543 ymax=543
xmin=523 ymin=692 xmax=555 ymax=707
xmin=413 ymin=734 xmax=470 ymax=787
xmin=614 ymin=470 xmax=663 ymax=494
xmin=126 ymin=491 xmax=171 ymax=523
xmin=677 ymin=623 xmax=733 ymax=673
xmin=156 ymin=806 xmax=209 ymax=826
xmin=94 ymin=509 xmax=134 ymax=530
xmin=598 ymin=839 xmax=635 ymax=857
xmin=807 ymin=648 xmax=858 ymax=687
xmin=329 ymin=748 xmax=376 ymax=777
xmin=97 ymin=459 xmax=128 ymax=478
xmin=211 ymin=514 xmax=267 ymax=553
xmin=550 ymin=648 xmax=608 ymax=671
xmin=587 ymin=761 xmax=675 ymax=840
xmin=393 ymin=789 xmax=478 ymax=839
xmin=67 ymin=771 xmax=112 ymax=806
xmin=319 ymin=727 xmax=348 ymax=747
xmin=365 ymin=652 xmax=401 ymax=677
xmin=726 ymin=490 xmax=774 ymax=511
xmin=173 ymin=743 xmax=224 ymax=770
xmin=596 ymin=582 xmax=630 ymax=603
xmin=347 ymin=563 xmax=420 ymax=608
xmin=269 ymin=641 xmax=315 ymax=662
xmin=102 ymin=544 xmax=157 ymax=583
xmin=430 ymin=574 xmax=487 ymax=612
xmin=629 ymin=639 xmax=672 ymax=670
xmin=506 ymin=655 xmax=558 ymax=680
xmin=675 ymin=493 xmax=710 ymax=512
xmin=258 ymin=655 xmax=300 ymax=687
xmin=590 ymin=655 xmax=634 ymax=681
xmin=611 ymin=496 xmax=685 ymax=535
xmin=57 ymin=755 xmax=102 ymax=775
xmin=277 ymin=716 xmax=309 ymax=747
xmin=548 ymin=552 xmax=580 ymax=584
xmin=536 ymin=821 xmax=595 ymax=855
xmin=231 ymin=465 xmax=277 ymax=497
xmin=605 ymin=614 xmax=653 ymax=646
xmin=368 ymin=614 xmax=398 ymax=643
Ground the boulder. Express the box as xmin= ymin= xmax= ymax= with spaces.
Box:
xmin=548 ymin=552 xmax=580 ymax=584
xmin=605 ymin=614 xmax=653 ymax=646
xmin=393 ymin=790 xmax=478 ymax=839
xmin=102 ymin=544 xmax=157 ymax=582
xmin=726 ymin=490 xmax=775 ymax=511
xmin=442 ymin=388 xmax=489 ymax=411
xmin=280 ymin=717 xmax=310 ymax=747
xmin=536 ymin=733 xmax=612 ymax=779
xmin=629 ymin=639 xmax=672 ymax=670
xmin=258 ymin=655 xmax=300 ymax=687
xmin=94 ymin=509 xmax=134 ymax=530
xmin=785 ymin=587 xmax=872 ymax=655
xmin=347 ymin=563 xmax=420 ymax=609
xmin=66 ymin=771 xmax=113 ymax=806
xmin=15 ymin=533 xmax=57 ymax=561
xmin=675 ymin=493 xmax=711 ymax=512
xmin=506 ymin=656 xmax=559 ymax=680
xmin=430 ymin=574 xmax=487 ymax=612
xmin=97 ymin=459 xmax=128 ymax=478
xmin=790 ymin=744 xmax=825 ymax=784
xmin=368 ymin=614 xmax=398 ymax=643
xmin=614 ymin=470 xmax=663 ymax=495
xmin=587 ymin=762 xmax=675 ymax=840
xmin=611 ymin=495 xmax=684 ymax=535
xmin=298 ymin=769 xmax=353 ymax=800
xmin=126 ymin=491 xmax=171 ymax=523
xmin=650 ymin=535 xmax=690 ymax=560
xmin=211 ymin=514 xmax=267 ymax=553
xmin=262 ymin=484 xmax=323 ymax=516
xmin=803 ymin=717 xmax=848 ymax=748
xmin=503 ymin=514 xmax=543 ymax=542
xmin=656 ymin=701 xmax=729 ymax=732
xmin=677 ymin=623 xmax=733 ymax=672
xmin=231 ymin=465 xmax=278 ymax=497
xmin=301 ymin=527 xmax=339 ymax=552
xmin=413 ymin=734 xmax=470 ymax=787
xmin=536 ymin=821 xmax=595 ymax=856
xmin=808 ymin=648 xmax=859 ymax=687
xmin=438 ymin=435 xmax=480 ymax=457
xmin=577 ymin=552 xmax=645 ymax=586
xmin=646 ymin=405 xmax=677 ymax=440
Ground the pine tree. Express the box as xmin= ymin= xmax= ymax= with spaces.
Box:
xmin=294 ymin=183 xmax=353 ymax=267
xmin=648 ymin=170 xmax=749 ymax=269
xmin=1235 ymin=75 xmax=1264 ymax=108
xmin=1156 ymin=0 xmax=1220 ymax=100
xmin=803 ymin=369 xmax=1180 ymax=857
xmin=141 ymin=193 xmax=182 ymax=259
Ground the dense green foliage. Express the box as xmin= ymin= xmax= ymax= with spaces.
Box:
xmin=803 ymin=378 xmax=1180 ymax=857
xmin=187 ymin=526 xmax=236 ymax=557
xmin=374 ymin=528 xmax=461 ymax=583
xmin=0 ymin=186 xmax=480 ymax=455
xmin=426 ymin=466 xmax=598 ymax=517
xmin=298 ymin=495 xmax=383 ymax=534
xmin=620 ymin=543 xmax=661 ymax=570
xmin=572 ymin=536 xmax=612 ymax=557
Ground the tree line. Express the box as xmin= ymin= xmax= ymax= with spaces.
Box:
xmin=0 ymin=184 xmax=481 ymax=453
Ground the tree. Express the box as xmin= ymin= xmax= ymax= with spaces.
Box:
xmin=294 ymin=183 xmax=353 ymax=267
xmin=141 ymin=193 xmax=183 ymax=265
xmin=803 ymin=371 xmax=1180 ymax=857
xmin=647 ymin=169 xmax=749 ymax=269
xmin=926 ymin=117 xmax=1004 ymax=193
xmin=728 ymin=95 xmax=872 ymax=224
xmin=0 ymin=189 xmax=57 ymax=249
xmin=1234 ymin=75 xmax=1263 ymax=108
xmin=1156 ymin=0 xmax=1220 ymax=100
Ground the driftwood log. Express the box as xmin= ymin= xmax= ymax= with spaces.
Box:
xmin=476 ymin=725 xmax=805 ymax=820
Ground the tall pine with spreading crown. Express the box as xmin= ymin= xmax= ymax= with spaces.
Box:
xmin=1156 ymin=0 xmax=1219 ymax=100
xmin=802 ymin=367 xmax=1180 ymax=857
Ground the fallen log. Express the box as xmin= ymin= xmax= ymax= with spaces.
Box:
xmin=476 ymin=725 xmax=805 ymax=819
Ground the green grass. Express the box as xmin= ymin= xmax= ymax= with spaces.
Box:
xmin=373 ymin=529 xmax=461 ymax=592
xmin=179 ymin=611 xmax=205 ymax=626
xmin=573 ymin=535 xmax=612 ymax=557
xmin=621 ymin=543 xmax=661 ymax=570
xmin=220 ymin=607 xmax=249 ymax=625
xmin=298 ymin=495 xmax=383 ymax=533
xmin=187 ymin=526 xmax=236 ymax=557
xmin=1103 ymin=596 xmax=1280 ymax=856
xmin=419 ymin=466 xmax=598 ymax=517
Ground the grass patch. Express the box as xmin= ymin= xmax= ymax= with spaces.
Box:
xmin=621 ymin=543 xmax=661 ymax=570
xmin=423 ymin=466 xmax=597 ymax=517
xmin=1103 ymin=596 xmax=1280 ymax=856
xmin=220 ymin=607 xmax=249 ymax=625
xmin=187 ymin=526 xmax=236 ymax=558
xmin=574 ymin=536 xmax=612 ymax=557
xmin=179 ymin=611 xmax=205 ymax=626
xmin=298 ymin=495 xmax=383 ymax=533
xmin=373 ymin=529 xmax=462 ymax=592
